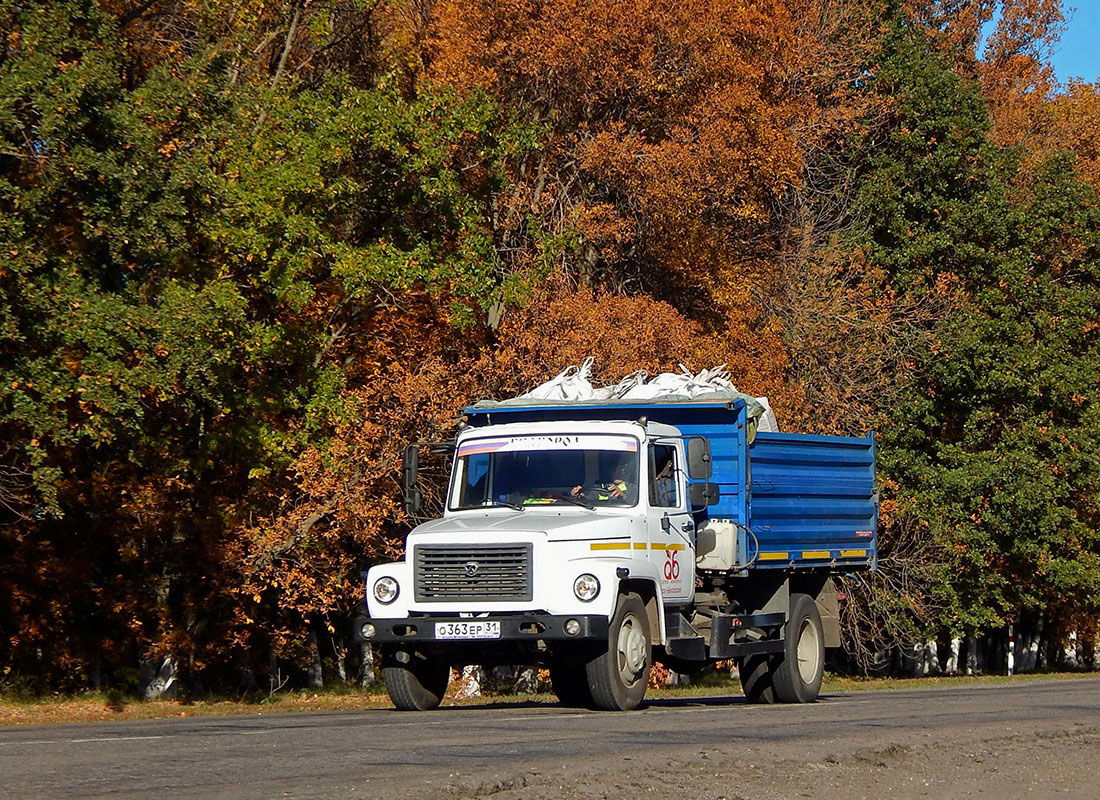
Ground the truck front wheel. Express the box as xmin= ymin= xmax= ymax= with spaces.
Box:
xmin=586 ymin=592 xmax=651 ymax=711
xmin=381 ymin=647 xmax=451 ymax=711
xmin=771 ymin=593 xmax=825 ymax=703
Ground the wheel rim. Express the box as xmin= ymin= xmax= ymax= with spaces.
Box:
xmin=616 ymin=613 xmax=647 ymax=686
xmin=796 ymin=618 xmax=821 ymax=684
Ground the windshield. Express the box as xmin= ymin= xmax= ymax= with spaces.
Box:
xmin=449 ymin=433 xmax=640 ymax=510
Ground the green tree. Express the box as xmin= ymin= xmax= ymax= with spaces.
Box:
xmin=0 ymin=0 xmax=528 ymax=689
xmin=850 ymin=22 xmax=1100 ymax=646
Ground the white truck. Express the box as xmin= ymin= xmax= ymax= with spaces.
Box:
xmin=356 ymin=398 xmax=877 ymax=710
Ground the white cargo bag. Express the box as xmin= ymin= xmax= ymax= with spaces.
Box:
xmin=520 ymin=356 xmax=596 ymax=401
xmin=591 ymin=369 xmax=648 ymax=400
xmin=754 ymin=396 xmax=779 ymax=432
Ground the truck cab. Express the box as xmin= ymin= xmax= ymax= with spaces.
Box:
xmin=359 ymin=400 xmax=877 ymax=711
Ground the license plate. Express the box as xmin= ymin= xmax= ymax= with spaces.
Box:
xmin=435 ymin=620 xmax=501 ymax=640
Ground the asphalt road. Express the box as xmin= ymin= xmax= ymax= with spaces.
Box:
xmin=2 ymin=678 xmax=1099 ymax=799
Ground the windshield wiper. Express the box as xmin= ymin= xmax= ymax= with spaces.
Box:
xmin=487 ymin=499 xmax=525 ymax=512
xmin=556 ymin=495 xmax=595 ymax=510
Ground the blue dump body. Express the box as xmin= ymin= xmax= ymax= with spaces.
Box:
xmin=464 ymin=399 xmax=877 ymax=572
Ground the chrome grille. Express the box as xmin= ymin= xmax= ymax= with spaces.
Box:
xmin=413 ymin=543 xmax=533 ymax=602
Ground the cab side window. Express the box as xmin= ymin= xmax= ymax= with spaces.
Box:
xmin=648 ymin=445 xmax=679 ymax=508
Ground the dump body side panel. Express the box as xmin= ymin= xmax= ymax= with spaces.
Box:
xmin=748 ymin=431 xmax=877 ymax=570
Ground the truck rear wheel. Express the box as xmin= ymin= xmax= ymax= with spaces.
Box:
xmin=381 ymin=648 xmax=451 ymax=711
xmin=549 ymin=661 xmax=593 ymax=707
xmin=738 ymin=654 xmax=777 ymax=704
xmin=585 ymin=592 xmax=651 ymax=711
xmin=772 ymin=593 xmax=825 ymax=703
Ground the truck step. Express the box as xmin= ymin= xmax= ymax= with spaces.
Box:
xmin=663 ymin=610 xmax=709 ymax=661
xmin=665 ymin=634 xmax=708 ymax=661
xmin=663 ymin=609 xmax=700 ymax=639
xmin=708 ymin=612 xmax=787 ymax=659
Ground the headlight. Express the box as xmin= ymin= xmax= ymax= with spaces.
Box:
xmin=373 ymin=576 xmax=399 ymax=604
xmin=573 ymin=573 xmax=600 ymax=602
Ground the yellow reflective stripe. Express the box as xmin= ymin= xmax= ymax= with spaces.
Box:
xmin=840 ymin=549 xmax=868 ymax=558
xmin=590 ymin=542 xmax=630 ymax=551
xmin=650 ymin=543 xmax=686 ymax=551
xmin=801 ymin=550 xmax=831 ymax=560
xmin=759 ymin=551 xmax=789 ymax=561
xmin=633 ymin=542 xmax=647 ymax=550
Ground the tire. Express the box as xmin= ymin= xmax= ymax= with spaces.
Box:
xmin=738 ymin=653 xmax=777 ymax=704
xmin=549 ymin=661 xmax=593 ymax=707
xmin=772 ymin=593 xmax=825 ymax=703
xmin=381 ymin=647 xmax=451 ymax=711
xmin=585 ymin=592 xmax=651 ymax=711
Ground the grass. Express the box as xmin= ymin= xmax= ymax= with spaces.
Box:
xmin=444 ymin=670 xmax=1100 ymax=708
xmin=0 ymin=685 xmax=394 ymax=727
xmin=1 ymin=671 xmax=1095 ymax=727
xmin=821 ymin=670 xmax=1100 ymax=693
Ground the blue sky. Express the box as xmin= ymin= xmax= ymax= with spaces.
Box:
xmin=1050 ymin=2 xmax=1100 ymax=83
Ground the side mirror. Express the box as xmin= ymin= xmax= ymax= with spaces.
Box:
xmin=687 ymin=437 xmax=712 ymax=480
xmin=689 ymin=482 xmax=719 ymax=507
xmin=402 ymin=444 xmax=422 ymax=515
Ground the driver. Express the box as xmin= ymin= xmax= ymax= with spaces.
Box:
xmin=571 ymin=458 xmax=633 ymax=502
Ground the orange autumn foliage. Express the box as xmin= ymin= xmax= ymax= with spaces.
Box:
xmin=487 ymin=276 xmax=789 ymax=402
xmin=417 ymin=0 xmax=812 ymax=312
xmin=969 ymin=2 xmax=1100 ymax=190
xmin=978 ymin=0 xmax=1063 ymax=149
xmin=1046 ymin=81 xmax=1100 ymax=190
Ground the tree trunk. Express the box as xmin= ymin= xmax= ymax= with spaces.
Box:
xmin=358 ymin=643 xmax=375 ymax=688
xmin=871 ymin=647 xmax=888 ymax=674
xmin=139 ymin=656 xmax=178 ymax=700
xmin=924 ymin=639 xmax=940 ymax=674
xmin=332 ymin=632 xmax=347 ymax=683
xmin=307 ymin=624 xmax=324 ymax=689
xmin=906 ymin=642 xmax=929 ymax=677
xmin=513 ymin=666 xmax=539 ymax=694
xmin=1063 ymin=631 xmax=1080 ymax=669
xmin=988 ymin=631 xmax=999 ymax=673
xmin=946 ymin=637 xmax=961 ymax=674
xmin=238 ymin=651 xmax=259 ymax=692
xmin=269 ymin=650 xmax=285 ymax=694
xmin=456 ymin=665 xmax=483 ymax=697
xmin=1038 ymin=629 xmax=1050 ymax=670
xmin=1079 ymin=633 xmax=1095 ymax=671
xmin=1020 ymin=614 xmax=1043 ymax=673
xmin=973 ymin=632 xmax=988 ymax=674
xmin=489 ymin=665 xmax=513 ymax=692
xmin=90 ymin=654 xmax=103 ymax=691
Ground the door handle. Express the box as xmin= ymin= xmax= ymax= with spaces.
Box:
xmin=680 ymin=522 xmax=694 ymax=533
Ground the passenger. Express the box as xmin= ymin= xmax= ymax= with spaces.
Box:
xmin=652 ymin=451 xmax=677 ymax=506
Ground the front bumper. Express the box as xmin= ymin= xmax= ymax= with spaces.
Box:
xmin=356 ymin=613 xmax=609 ymax=644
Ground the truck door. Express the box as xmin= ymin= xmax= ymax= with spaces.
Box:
xmin=646 ymin=441 xmax=694 ymax=604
